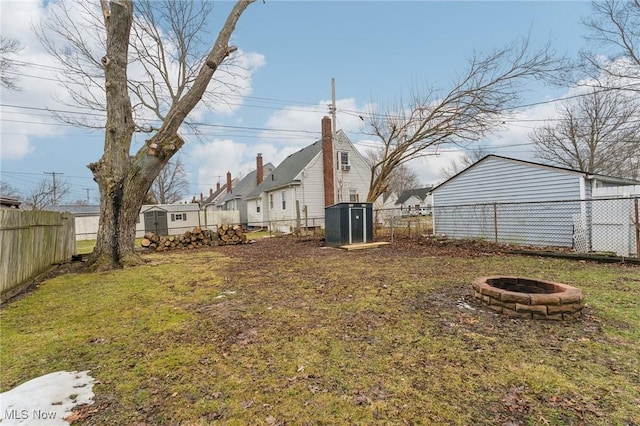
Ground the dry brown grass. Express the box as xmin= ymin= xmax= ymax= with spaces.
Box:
xmin=1 ymin=236 xmax=639 ymax=425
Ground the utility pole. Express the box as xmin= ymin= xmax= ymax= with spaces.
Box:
xmin=83 ymin=187 xmax=92 ymax=203
xmin=329 ymin=78 xmax=337 ymax=134
xmin=44 ymin=171 xmax=63 ymax=206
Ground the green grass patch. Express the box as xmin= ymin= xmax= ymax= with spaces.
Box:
xmin=1 ymin=239 xmax=639 ymax=424
xmin=75 ymin=238 xmax=145 ymax=255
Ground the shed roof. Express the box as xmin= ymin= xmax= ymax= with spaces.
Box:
xmin=141 ymin=203 xmax=200 ymax=213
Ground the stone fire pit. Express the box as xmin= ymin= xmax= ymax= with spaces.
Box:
xmin=472 ymin=276 xmax=584 ymax=320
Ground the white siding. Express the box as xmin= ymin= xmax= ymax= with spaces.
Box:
xmin=432 ymin=157 xmax=585 ymax=248
xmin=433 ymin=157 xmax=582 ymax=205
xmin=246 ymin=198 xmax=265 ymax=227
xmin=75 ymin=216 xmax=100 ymax=240
xmin=333 ymin=135 xmax=370 ymax=204
xmin=297 ymin=152 xmax=325 ymax=225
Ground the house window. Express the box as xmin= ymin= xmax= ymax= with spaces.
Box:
xmin=256 ymin=199 xmax=261 ymax=213
xmin=349 ymin=189 xmax=359 ymax=202
xmin=269 ymin=194 xmax=274 ymax=209
xmin=337 ymin=151 xmax=350 ymax=171
xmin=281 ymin=191 xmax=286 ymax=210
xmin=171 ymin=213 xmax=187 ymax=221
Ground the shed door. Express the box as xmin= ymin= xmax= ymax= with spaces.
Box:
xmin=144 ymin=211 xmax=168 ymax=236
xmin=350 ymin=208 xmax=364 ymax=244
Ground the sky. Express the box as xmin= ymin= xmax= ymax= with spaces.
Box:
xmin=0 ymin=0 xmax=599 ymax=204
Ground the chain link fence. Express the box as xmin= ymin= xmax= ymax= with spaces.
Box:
xmin=211 ymin=197 xmax=640 ymax=257
xmin=423 ymin=197 xmax=639 ymax=257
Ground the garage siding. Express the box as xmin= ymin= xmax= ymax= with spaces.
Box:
xmin=432 ymin=157 xmax=586 ymax=247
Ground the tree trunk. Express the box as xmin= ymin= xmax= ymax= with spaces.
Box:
xmin=86 ymin=0 xmax=137 ymax=271
xmin=86 ymin=0 xmax=254 ymax=270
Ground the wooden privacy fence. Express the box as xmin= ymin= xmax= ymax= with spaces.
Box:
xmin=0 ymin=209 xmax=75 ymax=302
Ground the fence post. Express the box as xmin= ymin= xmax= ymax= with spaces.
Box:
xmin=390 ymin=217 xmax=394 ymax=243
xmin=493 ymin=203 xmax=498 ymax=243
xmin=635 ymin=198 xmax=639 ymax=258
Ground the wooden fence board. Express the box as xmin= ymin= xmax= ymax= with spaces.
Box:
xmin=0 ymin=209 xmax=76 ymax=301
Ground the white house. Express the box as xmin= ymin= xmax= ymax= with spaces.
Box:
xmin=199 ymin=175 xmax=240 ymax=227
xmin=431 ymin=155 xmax=640 ymax=250
xmin=395 ymin=187 xmax=433 ymax=216
xmin=245 ymin=116 xmax=371 ymax=232
xmin=373 ymin=192 xmax=399 ymax=224
xmin=216 ymin=154 xmax=275 ymax=225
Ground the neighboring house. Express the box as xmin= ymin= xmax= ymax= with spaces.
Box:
xmin=373 ymin=192 xmax=398 ymax=223
xmin=396 ymin=187 xmax=433 ymax=216
xmin=48 ymin=204 xmax=100 ymax=240
xmin=199 ymin=175 xmax=240 ymax=227
xmin=137 ymin=203 xmax=201 ymax=237
xmin=216 ymin=154 xmax=275 ymax=225
xmin=246 ymin=116 xmax=370 ymax=232
xmin=431 ymin=155 xmax=640 ymax=250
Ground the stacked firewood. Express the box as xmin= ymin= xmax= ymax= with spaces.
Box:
xmin=141 ymin=227 xmax=218 ymax=251
xmin=217 ymin=224 xmax=247 ymax=246
xmin=141 ymin=225 xmax=247 ymax=251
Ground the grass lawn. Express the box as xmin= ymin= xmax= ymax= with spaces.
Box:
xmin=76 ymin=238 xmax=145 ymax=255
xmin=1 ymin=237 xmax=639 ymax=424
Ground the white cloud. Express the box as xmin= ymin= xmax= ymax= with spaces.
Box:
xmin=189 ymin=139 xmax=280 ymax=193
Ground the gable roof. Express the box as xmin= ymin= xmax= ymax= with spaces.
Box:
xmin=395 ymin=187 xmax=433 ymax=205
xmin=219 ymin=162 xmax=275 ymax=203
xmin=246 ymin=140 xmax=323 ymax=199
xmin=432 ymin=154 xmax=640 ymax=192
xmin=202 ymin=185 xmax=227 ymax=205
xmin=201 ymin=177 xmax=241 ymax=206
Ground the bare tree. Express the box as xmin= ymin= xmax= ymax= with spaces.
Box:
xmin=387 ymin=163 xmax=420 ymax=196
xmin=364 ymin=39 xmax=566 ymax=202
xmin=365 ymin=149 xmax=420 ymax=197
xmin=35 ymin=0 xmax=251 ymax=131
xmin=0 ymin=181 xmax=22 ymax=199
xmin=0 ymin=36 xmax=23 ymax=90
xmin=530 ymin=88 xmax=640 ymax=179
xmin=439 ymin=145 xmax=495 ymax=179
xmin=23 ymin=179 xmax=71 ymax=210
xmin=148 ymin=157 xmax=190 ymax=204
xmin=581 ymin=0 xmax=640 ymax=87
xmin=36 ymin=0 xmax=255 ymax=269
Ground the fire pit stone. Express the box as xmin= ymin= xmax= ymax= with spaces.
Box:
xmin=472 ymin=276 xmax=584 ymax=320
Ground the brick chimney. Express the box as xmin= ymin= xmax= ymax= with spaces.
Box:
xmin=256 ymin=153 xmax=264 ymax=185
xmin=322 ymin=116 xmax=335 ymax=207
xmin=200 ymin=193 xmax=203 ymax=205
xmin=216 ymin=182 xmax=220 ymax=191
xmin=209 ymin=188 xmax=213 ymax=197
xmin=226 ymin=171 xmax=232 ymax=193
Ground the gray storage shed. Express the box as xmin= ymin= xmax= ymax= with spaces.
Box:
xmin=325 ymin=202 xmax=373 ymax=246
